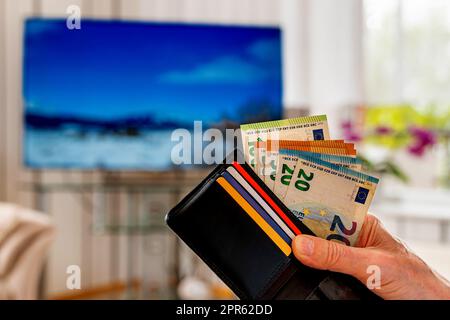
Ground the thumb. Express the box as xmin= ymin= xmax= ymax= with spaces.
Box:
xmin=292 ymin=235 xmax=371 ymax=281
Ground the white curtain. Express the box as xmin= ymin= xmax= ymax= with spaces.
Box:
xmin=282 ymin=0 xmax=364 ymax=135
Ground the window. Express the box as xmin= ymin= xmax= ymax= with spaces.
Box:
xmin=364 ymin=0 xmax=450 ymax=110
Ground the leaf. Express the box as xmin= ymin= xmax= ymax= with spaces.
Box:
xmin=382 ymin=161 xmax=409 ymax=183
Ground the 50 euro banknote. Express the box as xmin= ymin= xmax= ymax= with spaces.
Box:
xmin=240 ymin=115 xmax=330 ymax=171
xmin=283 ymin=152 xmax=379 ymax=246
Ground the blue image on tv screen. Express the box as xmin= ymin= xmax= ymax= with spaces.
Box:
xmin=23 ymin=19 xmax=283 ymax=170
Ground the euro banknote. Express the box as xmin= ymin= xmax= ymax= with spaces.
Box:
xmin=264 ymin=141 xmax=357 ymax=192
xmin=255 ymin=140 xmax=349 ymax=178
xmin=283 ymin=152 xmax=378 ymax=246
xmin=285 ymin=150 xmax=364 ymax=171
xmin=267 ymin=140 xmax=356 ymax=155
xmin=240 ymin=115 xmax=330 ymax=171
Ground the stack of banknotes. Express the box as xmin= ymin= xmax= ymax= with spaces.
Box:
xmin=240 ymin=115 xmax=379 ymax=246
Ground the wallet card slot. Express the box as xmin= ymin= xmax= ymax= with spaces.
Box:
xmin=225 ymin=166 xmax=295 ymax=240
xmin=216 ymin=176 xmax=291 ymax=256
xmin=231 ymin=161 xmax=303 ymax=236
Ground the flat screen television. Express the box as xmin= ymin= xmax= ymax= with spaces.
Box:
xmin=23 ymin=19 xmax=283 ymax=170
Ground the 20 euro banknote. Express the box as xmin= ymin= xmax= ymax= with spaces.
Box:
xmin=279 ymin=150 xmax=363 ymax=171
xmin=260 ymin=140 xmax=356 ymax=190
xmin=271 ymin=143 xmax=358 ymax=197
xmin=283 ymin=153 xmax=378 ymax=246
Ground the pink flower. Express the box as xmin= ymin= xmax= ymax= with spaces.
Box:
xmin=407 ymin=127 xmax=437 ymax=157
xmin=341 ymin=121 xmax=353 ymax=130
xmin=375 ymin=126 xmax=392 ymax=135
xmin=341 ymin=120 xmax=362 ymax=142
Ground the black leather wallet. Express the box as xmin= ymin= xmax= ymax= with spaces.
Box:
xmin=166 ymin=150 xmax=381 ymax=300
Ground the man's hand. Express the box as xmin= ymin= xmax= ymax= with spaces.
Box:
xmin=292 ymin=214 xmax=450 ymax=299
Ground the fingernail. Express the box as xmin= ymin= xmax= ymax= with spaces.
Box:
xmin=296 ymin=236 xmax=314 ymax=256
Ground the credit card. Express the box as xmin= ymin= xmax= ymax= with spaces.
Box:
xmin=231 ymin=161 xmax=301 ymax=236
xmin=221 ymin=171 xmax=291 ymax=245
xmin=225 ymin=166 xmax=295 ymax=240
xmin=216 ymin=177 xmax=292 ymax=256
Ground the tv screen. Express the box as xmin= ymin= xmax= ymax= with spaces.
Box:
xmin=23 ymin=19 xmax=283 ymax=170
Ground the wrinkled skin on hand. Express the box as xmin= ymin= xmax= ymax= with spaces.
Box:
xmin=292 ymin=214 xmax=450 ymax=300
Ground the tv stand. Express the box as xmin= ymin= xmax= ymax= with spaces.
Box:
xmin=25 ymin=168 xmax=210 ymax=299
